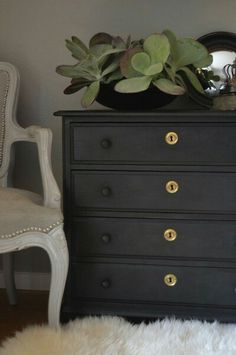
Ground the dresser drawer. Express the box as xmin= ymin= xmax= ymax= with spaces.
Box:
xmin=72 ymin=262 xmax=236 ymax=307
xmin=72 ymin=218 xmax=236 ymax=260
xmin=72 ymin=171 xmax=236 ymax=214
xmin=72 ymin=124 xmax=236 ymax=165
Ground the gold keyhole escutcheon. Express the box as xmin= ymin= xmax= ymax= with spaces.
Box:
xmin=166 ymin=180 xmax=179 ymax=194
xmin=164 ymin=274 xmax=177 ymax=287
xmin=164 ymin=229 xmax=177 ymax=241
xmin=165 ymin=132 xmax=178 ymax=145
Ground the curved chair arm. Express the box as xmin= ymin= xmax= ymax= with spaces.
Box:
xmin=10 ymin=124 xmax=61 ymax=209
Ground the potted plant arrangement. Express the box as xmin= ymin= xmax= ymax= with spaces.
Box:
xmin=56 ymin=29 xmax=218 ymax=110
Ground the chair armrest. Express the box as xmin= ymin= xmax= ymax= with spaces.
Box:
xmin=12 ymin=125 xmax=61 ymax=209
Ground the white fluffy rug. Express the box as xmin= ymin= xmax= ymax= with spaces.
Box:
xmin=1 ymin=316 xmax=236 ymax=355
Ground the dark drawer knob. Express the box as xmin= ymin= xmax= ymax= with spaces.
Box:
xmin=101 ymin=186 xmax=112 ymax=197
xmin=101 ymin=139 xmax=112 ymax=149
xmin=101 ymin=279 xmax=111 ymax=289
xmin=101 ymin=234 xmax=111 ymax=243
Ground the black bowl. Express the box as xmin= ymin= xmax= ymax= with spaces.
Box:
xmin=96 ymin=83 xmax=176 ymax=110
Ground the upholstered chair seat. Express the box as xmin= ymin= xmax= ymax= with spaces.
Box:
xmin=0 ymin=61 xmax=68 ymax=328
xmin=0 ymin=188 xmax=63 ymax=238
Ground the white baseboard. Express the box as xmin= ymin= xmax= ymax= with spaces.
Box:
xmin=0 ymin=271 xmax=50 ymax=291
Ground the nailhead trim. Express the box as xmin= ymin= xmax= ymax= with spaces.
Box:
xmin=0 ymin=70 xmax=10 ymax=168
xmin=0 ymin=220 xmax=63 ymax=239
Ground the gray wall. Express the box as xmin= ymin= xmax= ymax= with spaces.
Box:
xmin=0 ymin=0 xmax=235 ymax=272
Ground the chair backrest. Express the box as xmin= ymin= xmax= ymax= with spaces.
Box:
xmin=0 ymin=62 xmax=19 ymax=182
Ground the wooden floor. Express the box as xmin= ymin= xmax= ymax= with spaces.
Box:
xmin=0 ymin=289 xmax=48 ymax=344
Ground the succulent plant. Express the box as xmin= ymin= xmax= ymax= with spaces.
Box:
xmin=115 ymin=30 xmax=212 ymax=97
xmin=56 ymin=30 xmax=214 ymax=108
xmin=56 ymin=33 xmax=127 ymax=107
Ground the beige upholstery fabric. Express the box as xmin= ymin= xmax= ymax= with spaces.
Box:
xmin=0 ymin=187 xmax=63 ymax=237
xmin=0 ymin=70 xmax=9 ymax=167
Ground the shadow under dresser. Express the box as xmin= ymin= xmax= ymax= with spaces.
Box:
xmin=55 ymin=110 xmax=236 ymax=322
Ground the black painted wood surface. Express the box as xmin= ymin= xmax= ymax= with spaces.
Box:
xmin=71 ymin=217 xmax=236 ymax=260
xmin=55 ymin=110 xmax=236 ymax=322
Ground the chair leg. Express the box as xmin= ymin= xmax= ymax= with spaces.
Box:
xmin=46 ymin=227 xmax=69 ymax=328
xmin=2 ymin=253 xmax=17 ymax=305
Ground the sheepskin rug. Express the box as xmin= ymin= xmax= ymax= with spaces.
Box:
xmin=1 ymin=316 xmax=236 ymax=355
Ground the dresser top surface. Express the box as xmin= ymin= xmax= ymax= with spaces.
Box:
xmin=54 ymin=110 xmax=236 ymax=123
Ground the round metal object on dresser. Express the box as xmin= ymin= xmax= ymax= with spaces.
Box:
xmin=101 ymin=234 xmax=111 ymax=243
xmin=101 ymin=186 xmax=112 ymax=197
xmin=165 ymin=132 xmax=178 ymax=145
xmin=164 ymin=229 xmax=177 ymax=241
xmin=101 ymin=279 xmax=111 ymax=289
xmin=164 ymin=274 xmax=177 ymax=287
xmin=165 ymin=180 xmax=179 ymax=194
xmin=101 ymin=138 xmax=112 ymax=149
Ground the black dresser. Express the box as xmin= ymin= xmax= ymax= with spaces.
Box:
xmin=55 ymin=110 xmax=236 ymax=322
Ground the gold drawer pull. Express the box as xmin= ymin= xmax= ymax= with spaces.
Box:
xmin=166 ymin=180 xmax=179 ymax=193
xmin=164 ymin=274 xmax=177 ymax=287
xmin=164 ymin=229 xmax=177 ymax=241
xmin=165 ymin=132 xmax=178 ymax=145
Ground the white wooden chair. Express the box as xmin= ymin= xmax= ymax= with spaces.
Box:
xmin=0 ymin=61 xmax=68 ymax=327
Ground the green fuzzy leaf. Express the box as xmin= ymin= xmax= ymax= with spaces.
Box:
xmin=64 ymin=78 xmax=91 ymax=94
xmin=145 ymin=63 xmax=163 ymax=75
xmin=89 ymin=32 xmax=113 ymax=47
xmin=101 ymin=56 xmax=121 ymax=77
xmin=90 ymin=44 xmax=124 ymax=66
xmin=164 ymin=63 xmax=176 ymax=81
xmin=104 ymin=69 xmax=124 ymax=84
xmin=120 ymin=47 xmax=143 ymax=78
xmin=175 ymin=73 xmax=187 ymax=89
xmin=81 ymin=81 xmax=100 ymax=108
xmin=112 ymin=36 xmax=127 ymax=49
xmin=178 ymin=66 xmax=204 ymax=93
xmin=90 ymin=44 xmax=113 ymax=58
xmin=162 ymin=30 xmax=178 ymax=60
xmin=72 ymin=36 xmax=89 ymax=51
xmin=131 ymin=52 xmax=151 ymax=74
xmin=114 ymin=76 xmax=152 ymax=93
xmin=56 ymin=56 xmax=100 ymax=80
xmin=143 ymin=34 xmax=170 ymax=64
xmin=65 ymin=38 xmax=89 ymax=61
xmin=193 ymin=54 xmax=213 ymax=68
xmin=78 ymin=55 xmax=101 ymax=78
xmin=153 ymin=78 xmax=185 ymax=95
xmin=162 ymin=29 xmax=177 ymax=46
xmin=173 ymin=38 xmax=209 ymax=68
xmin=56 ymin=64 xmax=93 ymax=80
